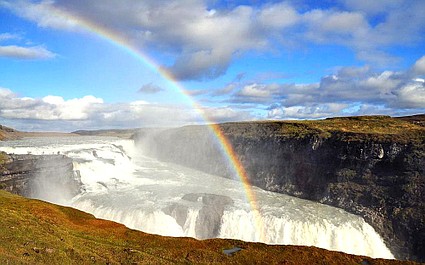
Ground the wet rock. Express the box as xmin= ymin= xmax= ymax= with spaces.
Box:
xmin=223 ymin=247 xmax=243 ymax=256
xmin=163 ymin=203 xmax=189 ymax=228
xmin=183 ymin=193 xmax=233 ymax=239
xmin=164 ymin=193 xmax=233 ymax=239
xmin=0 ymin=152 xmax=82 ymax=200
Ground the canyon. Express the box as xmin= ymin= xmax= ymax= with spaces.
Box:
xmin=133 ymin=115 xmax=425 ymax=261
xmin=0 ymin=115 xmax=423 ymax=262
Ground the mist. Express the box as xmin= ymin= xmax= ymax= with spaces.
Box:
xmin=132 ymin=126 xmax=235 ymax=179
xmin=0 ymin=135 xmax=395 ymax=259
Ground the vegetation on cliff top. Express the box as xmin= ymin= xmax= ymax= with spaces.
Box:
xmin=0 ymin=190 xmax=419 ymax=264
xmin=220 ymin=115 xmax=425 ymax=142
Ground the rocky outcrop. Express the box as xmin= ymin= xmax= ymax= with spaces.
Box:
xmin=134 ymin=116 xmax=425 ymax=262
xmin=0 ymin=152 xmax=82 ymax=201
xmin=163 ymin=193 xmax=233 ymax=239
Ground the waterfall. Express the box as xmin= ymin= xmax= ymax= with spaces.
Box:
xmin=0 ymin=136 xmax=394 ymax=259
xmin=218 ymin=209 xmax=394 ymax=258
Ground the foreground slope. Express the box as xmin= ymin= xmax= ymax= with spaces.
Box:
xmin=0 ymin=190 xmax=418 ymax=265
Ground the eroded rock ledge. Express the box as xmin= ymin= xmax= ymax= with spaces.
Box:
xmin=0 ymin=152 xmax=82 ymax=201
xmin=134 ymin=115 xmax=425 ymax=262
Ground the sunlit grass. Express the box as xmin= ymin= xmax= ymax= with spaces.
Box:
xmin=221 ymin=115 xmax=425 ymax=143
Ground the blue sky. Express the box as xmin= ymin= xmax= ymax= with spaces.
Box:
xmin=0 ymin=0 xmax=424 ymax=131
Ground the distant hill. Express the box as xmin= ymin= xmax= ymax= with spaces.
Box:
xmin=396 ymin=114 xmax=425 ymax=127
xmin=0 ymin=125 xmax=21 ymax=140
xmin=0 ymin=126 xmax=76 ymax=141
xmin=72 ymin=128 xmax=142 ymax=139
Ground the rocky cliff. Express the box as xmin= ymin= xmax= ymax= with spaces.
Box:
xmin=133 ymin=115 xmax=425 ymax=262
xmin=0 ymin=152 xmax=82 ymax=202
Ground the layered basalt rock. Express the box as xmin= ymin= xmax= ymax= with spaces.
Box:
xmin=134 ymin=115 xmax=425 ymax=262
xmin=0 ymin=152 xmax=82 ymax=201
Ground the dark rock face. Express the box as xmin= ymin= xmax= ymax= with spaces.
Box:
xmin=0 ymin=153 xmax=82 ymax=202
xmin=135 ymin=122 xmax=425 ymax=262
xmin=163 ymin=193 xmax=233 ymax=239
xmin=232 ymin=133 xmax=424 ymax=262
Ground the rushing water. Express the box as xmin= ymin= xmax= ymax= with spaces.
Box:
xmin=0 ymin=136 xmax=394 ymax=259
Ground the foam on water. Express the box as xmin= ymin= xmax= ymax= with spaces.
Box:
xmin=0 ymin=136 xmax=394 ymax=259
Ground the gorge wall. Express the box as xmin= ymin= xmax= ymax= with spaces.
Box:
xmin=0 ymin=152 xmax=82 ymax=202
xmin=134 ymin=115 xmax=425 ymax=262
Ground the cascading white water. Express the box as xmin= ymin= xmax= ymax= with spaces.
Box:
xmin=0 ymin=136 xmax=394 ymax=259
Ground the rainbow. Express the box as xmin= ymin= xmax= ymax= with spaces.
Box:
xmin=46 ymin=5 xmax=265 ymax=241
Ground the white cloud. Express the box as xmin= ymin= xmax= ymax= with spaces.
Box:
xmin=413 ymin=56 xmax=425 ymax=75
xmin=234 ymin=83 xmax=284 ymax=103
xmin=0 ymin=87 xmax=254 ymax=131
xmin=304 ymin=10 xmax=368 ymax=35
xmin=258 ymin=2 xmax=299 ymax=29
xmin=371 ymin=1 xmax=425 ymax=46
xmin=0 ymin=31 xmax=55 ymax=60
xmin=301 ymin=2 xmax=425 ymax=66
xmin=0 ymin=0 xmax=424 ymax=124
xmin=267 ymin=103 xmax=348 ymax=120
xmin=163 ymin=49 xmax=233 ymax=80
xmin=42 ymin=95 xmax=65 ymax=105
xmin=202 ymin=106 xmax=253 ymax=123
xmin=395 ymin=80 xmax=425 ymax=108
xmin=339 ymin=0 xmax=404 ymax=16
xmin=239 ymin=83 xmax=272 ymax=98
xmin=0 ymin=0 xmax=79 ymax=30
xmin=0 ymin=32 xmax=20 ymax=41
xmin=213 ymin=83 xmax=238 ymax=96
xmin=0 ymin=45 xmax=56 ymax=59
xmin=3 ymin=0 xmax=425 ymax=77
xmin=360 ymin=71 xmax=402 ymax=95
xmin=218 ymin=56 xmax=425 ymax=119
xmin=0 ymin=93 xmax=103 ymax=121
xmin=356 ymin=50 xmax=399 ymax=67
xmin=0 ymin=87 xmax=14 ymax=97
xmin=41 ymin=95 xmax=104 ymax=120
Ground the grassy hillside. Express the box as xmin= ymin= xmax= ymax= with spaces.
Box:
xmin=0 ymin=190 xmax=419 ymax=264
xmin=0 ymin=125 xmax=20 ymax=141
xmin=219 ymin=115 xmax=425 ymax=142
